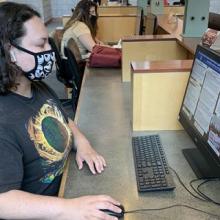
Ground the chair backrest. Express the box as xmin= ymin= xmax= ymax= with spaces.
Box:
xmin=64 ymin=38 xmax=86 ymax=89
xmin=48 ymin=37 xmax=67 ymax=85
xmin=49 ymin=36 xmax=82 ymax=88
xmin=66 ymin=38 xmax=82 ymax=63
xmin=61 ymin=38 xmax=87 ymax=112
xmin=63 ymin=48 xmax=81 ymax=91
xmin=66 ymin=38 xmax=86 ymax=74
xmin=49 ymin=37 xmax=85 ymax=108
xmin=48 ymin=37 xmax=78 ymax=114
xmin=50 ymin=28 xmax=64 ymax=51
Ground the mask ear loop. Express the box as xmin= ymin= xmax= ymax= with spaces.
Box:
xmin=10 ymin=41 xmax=36 ymax=56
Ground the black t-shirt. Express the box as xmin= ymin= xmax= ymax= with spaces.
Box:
xmin=0 ymin=82 xmax=73 ymax=196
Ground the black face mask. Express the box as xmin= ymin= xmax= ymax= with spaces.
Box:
xmin=90 ymin=15 xmax=97 ymax=27
xmin=11 ymin=42 xmax=55 ymax=81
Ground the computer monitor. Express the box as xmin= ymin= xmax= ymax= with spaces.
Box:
xmin=179 ymin=44 xmax=220 ymax=178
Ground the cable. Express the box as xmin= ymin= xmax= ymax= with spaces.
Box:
xmin=190 ymin=178 xmax=210 ymax=200
xmin=122 ymin=168 xmax=220 ymax=218
xmin=123 ymin=171 xmax=220 ymax=219
xmin=124 ymin=204 xmax=220 ymax=219
xmin=197 ymin=179 xmax=220 ymax=205
xmin=170 ymin=166 xmax=220 ymax=206
xmin=169 ymin=166 xmax=206 ymax=201
xmin=189 ymin=177 xmax=220 ymax=205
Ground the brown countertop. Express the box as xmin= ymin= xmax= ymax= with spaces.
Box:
xmin=122 ymin=34 xmax=176 ymax=42
xmin=131 ymin=59 xmax=193 ymax=73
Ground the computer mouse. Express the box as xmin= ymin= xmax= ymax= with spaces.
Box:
xmin=100 ymin=204 xmax=125 ymax=218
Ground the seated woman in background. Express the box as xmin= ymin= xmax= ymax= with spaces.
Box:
xmin=61 ymin=0 xmax=104 ymax=59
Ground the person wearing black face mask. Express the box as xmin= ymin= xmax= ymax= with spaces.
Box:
xmin=61 ymin=0 xmax=106 ymax=60
xmin=0 ymin=2 xmax=122 ymax=220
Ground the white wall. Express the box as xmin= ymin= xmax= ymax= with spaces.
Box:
xmin=129 ymin=0 xmax=137 ymax=5
xmin=9 ymin=0 xmax=45 ymax=20
xmin=7 ymin=0 xmax=53 ymax=22
xmin=51 ymin=0 xmax=78 ymax=17
xmin=7 ymin=0 xmax=78 ymax=18
xmin=6 ymin=0 xmax=220 ymax=18
xmin=209 ymin=0 xmax=220 ymax=14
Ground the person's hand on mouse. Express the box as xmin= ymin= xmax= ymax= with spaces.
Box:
xmin=60 ymin=195 xmax=122 ymax=220
xmin=74 ymin=131 xmax=106 ymax=174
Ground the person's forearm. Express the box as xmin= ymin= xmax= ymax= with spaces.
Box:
xmin=0 ymin=190 xmax=65 ymax=220
xmin=78 ymin=34 xmax=96 ymax=52
xmin=68 ymin=118 xmax=86 ymax=140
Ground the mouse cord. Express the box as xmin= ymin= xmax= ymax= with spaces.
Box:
xmin=169 ymin=166 xmax=206 ymax=201
xmin=192 ymin=178 xmax=220 ymax=205
xmin=123 ymin=167 xmax=220 ymax=219
xmin=169 ymin=166 xmax=220 ymax=205
xmin=124 ymin=204 xmax=220 ymax=219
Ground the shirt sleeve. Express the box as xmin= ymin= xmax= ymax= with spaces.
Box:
xmin=0 ymin=127 xmax=23 ymax=193
xmin=73 ymin=22 xmax=91 ymax=38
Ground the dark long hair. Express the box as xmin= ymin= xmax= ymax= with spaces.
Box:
xmin=64 ymin=0 xmax=98 ymax=39
xmin=0 ymin=2 xmax=40 ymax=95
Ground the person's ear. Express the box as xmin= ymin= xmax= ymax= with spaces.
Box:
xmin=10 ymin=50 xmax=17 ymax=62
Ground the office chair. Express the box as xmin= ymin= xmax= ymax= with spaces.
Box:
xmin=48 ymin=37 xmax=78 ymax=117
xmin=49 ymin=28 xmax=64 ymax=52
xmin=48 ymin=37 xmax=65 ymax=84
xmin=58 ymin=38 xmax=86 ymax=116
xmin=64 ymin=38 xmax=86 ymax=91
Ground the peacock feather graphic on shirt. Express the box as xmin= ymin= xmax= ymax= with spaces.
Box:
xmin=27 ymin=100 xmax=72 ymax=183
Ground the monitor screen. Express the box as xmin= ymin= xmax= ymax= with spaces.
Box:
xmin=179 ymin=44 xmax=220 ymax=178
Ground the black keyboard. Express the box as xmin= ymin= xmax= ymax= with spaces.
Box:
xmin=132 ymin=134 xmax=175 ymax=192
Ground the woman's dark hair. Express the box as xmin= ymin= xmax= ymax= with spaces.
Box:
xmin=0 ymin=2 xmax=40 ymax=95
xmin=64 ymin=0 xmax=98 ymax=39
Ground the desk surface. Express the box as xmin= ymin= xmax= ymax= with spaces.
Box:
xmin=63 ymin=68 xmax=220 ymax=220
